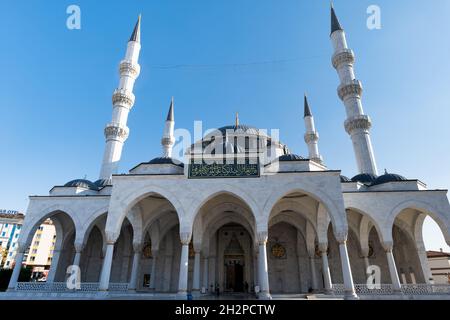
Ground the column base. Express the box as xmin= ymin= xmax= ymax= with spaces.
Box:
xmin=343 ymin=290 xmax=359 ymax=300
xmin=176 ymin=291 xmax=189 ymax=300
xmin=258 ymin=291 xmax=272 ymax=300
xmin=324 ymin=289 xmax=334 ymax=295
xmin=191 ymin=290 xmax=201 ymax=298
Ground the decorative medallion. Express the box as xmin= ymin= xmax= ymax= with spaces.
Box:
xmin=142 ymin=244 xmax=152 ymax=258
xmin=271 ymin=243 xmax=286 ymax=259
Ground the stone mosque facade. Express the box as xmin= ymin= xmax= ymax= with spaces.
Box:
xmin=5 ymin=7 xmax=450 ymax=299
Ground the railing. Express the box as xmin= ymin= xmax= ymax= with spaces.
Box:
xmin=14 ymin=282 xmax=129 ymax=293
xmin=332 ymin=283 xmax=450 ymax=296
xmin=401 ymin=284 xmax=450 ymax=295
xmin=108 ymin=283 xmax=129 ymax=291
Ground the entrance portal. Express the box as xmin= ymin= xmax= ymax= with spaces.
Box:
xmin=225 ymin=258 xmax=244 ymax=292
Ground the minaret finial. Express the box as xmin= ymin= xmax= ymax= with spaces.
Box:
xmin=129 ymin=14 xmax=141 ymax=43
xmin=166 ymin=97 xmax=174 ymax=121
xmin=331 ymin=2 xmax=343 ymax=35
xmin=304 ymin=93 xmax=312 ymax=118
xmin=235 ymin=112 xmax=239 ymax=127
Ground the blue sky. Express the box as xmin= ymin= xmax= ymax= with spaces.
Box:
xmin=1 ymin=0 xmax=450 ymax=251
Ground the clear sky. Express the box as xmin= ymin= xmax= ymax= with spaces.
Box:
xmin=1 ymin=0 xmax=450 ymax=251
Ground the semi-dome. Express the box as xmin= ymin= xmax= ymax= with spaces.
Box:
xmin=340 ymin=175 xmax=351 ymax=182
xmin=148 ymin=157 xmax=184 ymax=167
xmin=64 ymin=179 xmax=99 ymax=190
xmin=351 ymin=173 xmax=378 ymax=184
xmin=371 ymin=173 xmax=407 ymax=186
xmin=277 ymin=154 xmax=305 ymax=161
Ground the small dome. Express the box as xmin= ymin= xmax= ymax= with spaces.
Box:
xmin=94 ymin=178 xmax=112 ymax=188
xmin=340 ymin=175 xmax=351 ymax=182
xmin=64 ymin=179 xmax=98 ymax=190
xmin=148 ymin=157 xmax=184 ymax=167
xmin=351 ymin=173 xmax=378 ymax=184
xmin=277 ymin=154 xmax=305 ymax=161
xmin=372 ymin=173 xmax=407 ymax=186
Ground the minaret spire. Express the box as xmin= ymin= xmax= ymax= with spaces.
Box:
xmin=235 ymin=112 xmax=239 ymax=127
xmin=330 ymin=3 xmax=343 ymax=35
xmin=304 ymin=94 xmax=312 ymax=117
xmin=331 ymin=5 xmax=378 ymax=175
xmin=98 ymin=16 xmax=142 ymax=183
xmin=129 ymin=14 xmax=141 ymax=43
xmin=162 ymin=97 xmax=175 ymax=158
xmin=303 ymin=95 xmax=323 ymax=164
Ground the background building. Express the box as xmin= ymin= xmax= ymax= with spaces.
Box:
xmin=427 ymin=250 xmax=450 ymax=284
xmin=0 ymin=211 xmax=56 ymax=281
xmin=0 ymin=211 xmax=24 ymax=269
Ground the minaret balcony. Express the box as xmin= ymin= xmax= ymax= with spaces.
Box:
xmin=104 ymin=122 xmax=130 ymax=142
xmin=119 ymin=60 xmax=141 ymax=79
xmin=332 ymin=49 xmax=355 ymax=69
xmin=344 ymin=115 xmax=372 ymax=134
xmin=337 ymin=80 xmax=363 ymax=101
xmin=304 ymin=132 xmax=319 ymax=144
xmin=112 ymin=89 xmax=135 ymax=109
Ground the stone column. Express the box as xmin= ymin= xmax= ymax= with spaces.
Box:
xmin=308 ymin=254 xmax=318 ymax=292
xmin=177 ymin=232 xmax=191 ymax=295
xmin=192 ymin=251 xmax=201 ymax=293
xmin=202 ymin=257 xmax=209 ymax=292
xmin=253 ymin=252 xmax=259 ymax=288
xmin=384 ymin=242 xmax=402 ymax=293
xmin=149 ymin=249 xmax=159 ymax=290
xmin=73 ymin=243 xmax=84 ymax=268
xmin=46 ymin=249 xmax=61 ymax=283
xmin=7 ymin=246 xmax=25 ymax=291
xmin=128 ymin=243 xmax=142 ymax=291
xmin=257 ymin=231 xmax=271 ymax=299
xmin=99 ymin=241 xmax=115 ymax=291
xmin=209 ymin=256 xmax=216 ymax=291
xmin=319 ymin=243 xmax=332 ymax=294
xmin=336 ymin=233 xmax=358 ymax=299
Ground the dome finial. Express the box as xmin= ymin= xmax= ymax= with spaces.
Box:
xmin=235 ymin=112 xmax=239 ymax=127
xmin=385 ymin=168 xmax=388 ymax=175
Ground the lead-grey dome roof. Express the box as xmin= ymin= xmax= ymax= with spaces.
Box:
xmin=64 ymin=179 xmax=99 ymax=190
xmin=351 ymin=173 xmax=378 ymax=184
xmin=277 ymin=154 xmax=305 ymax=161
xmin=148 ymin=157 xmax=184 ymax=167
xmin=372 ymin=173 xmax=407 ymax=186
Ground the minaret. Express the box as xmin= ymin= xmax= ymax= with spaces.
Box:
xmin=330 ymin=5 xmax=378 ymax=175
xmin=98 ymin=16 xmax=142 ymax=183
xmin=161 ymin=97 xmax=175 ymax=157
xmin=303 ymin=95 xmax=323 ymax=164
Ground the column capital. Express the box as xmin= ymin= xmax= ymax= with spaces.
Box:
xmin=334 ymin=230 xmax=348 ymax=244
xmin=133 ymin=242 xmax=143 ymax=253
xmin=318 ymin=242 xmax=329 ymax=253
xmin=74 ymin=242 xmax=85 ymax=253
xmin=105 ymin=231 xmax=119 ymax=244
xmin=257 ymin=231 xmax=268 ymax=245
xmin=382 ymin=241 xmax=394 ymax=252
xmin=180 ymin=232 xmax=192 ymax=245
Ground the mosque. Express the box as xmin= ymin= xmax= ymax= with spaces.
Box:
xmin=5 ymin=6 xmax=450 ymax=299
